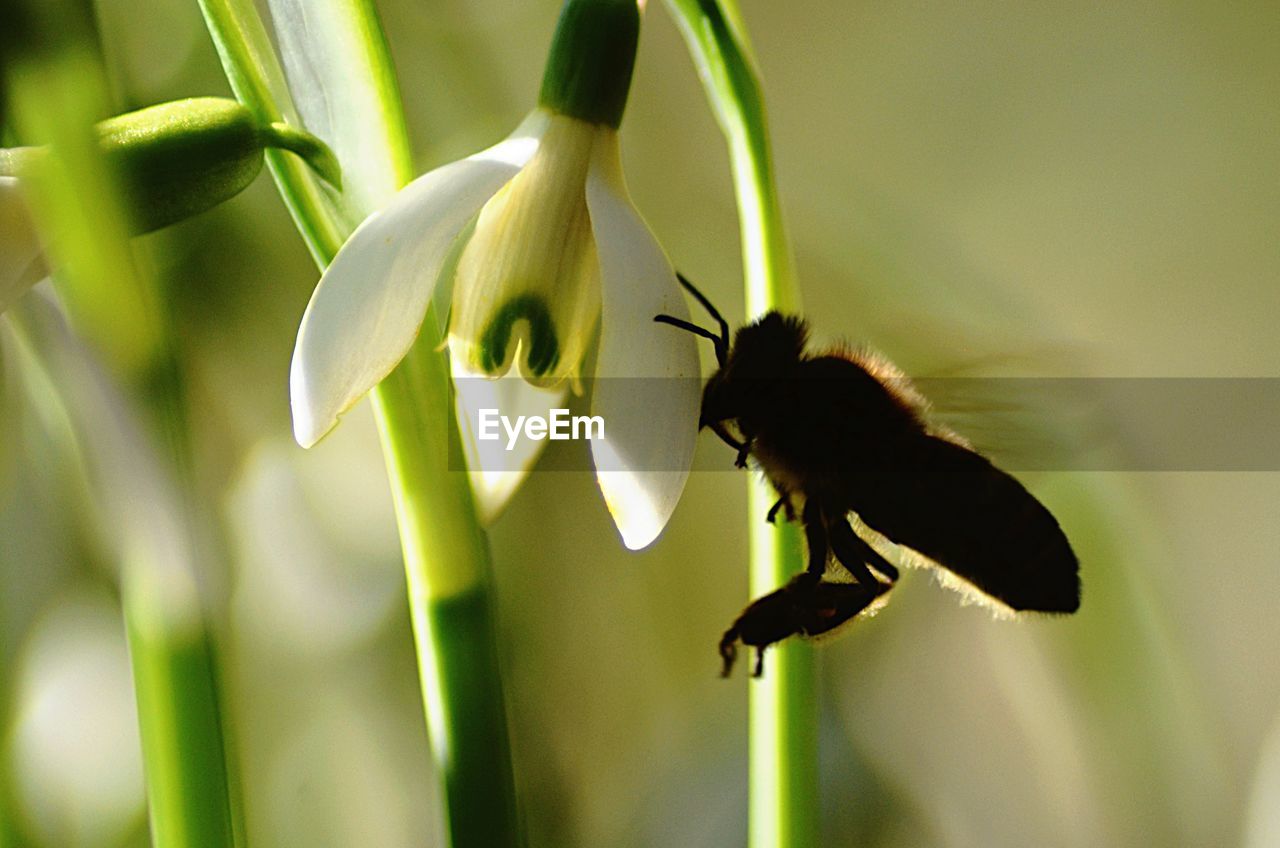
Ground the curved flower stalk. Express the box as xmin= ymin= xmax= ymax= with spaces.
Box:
xmin=663 ymin=2 xmax=813 ymax=846
xmin=290 ymin=0 xmax=700 ymax=549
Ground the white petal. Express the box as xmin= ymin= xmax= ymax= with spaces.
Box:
xmin=451 ymin=356 xmax=567 ymax=524
xmin=585 ymin=138 xmax=700 ymax=550
xmin=1 ymin=177 xmax=47 ymax=313
xmin=290 ymin=119 xmax=545 ymax=448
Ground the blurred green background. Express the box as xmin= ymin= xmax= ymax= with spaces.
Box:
xmin=2 ymin=0 xmax=1279 ymax=846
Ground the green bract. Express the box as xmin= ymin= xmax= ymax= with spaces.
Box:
xmin=538 ymin=0 xmax=639 ymax=128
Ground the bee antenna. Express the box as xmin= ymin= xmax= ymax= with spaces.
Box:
xmin=675 ymin=273 xmax=731 ymax=361
xmin=653 ymin=315 xmax=729 ymax=367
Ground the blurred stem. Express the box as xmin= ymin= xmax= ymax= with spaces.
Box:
xmin=4 ymin=5 xmax=240 ymax=847
xmin=196 ymin=2 xmax=522 ymax=844
xmin=0 ymin=689 xmax=19 ymax=848
xmin=1 ymin=621 xmax=15 ymax=846
xmin=124 ymin=575 xmax=238 ymax=848
xmin=10 ymin=290 xmax=240 ymax=848
xmin=662 ymin=2 xmax=816 ymax=847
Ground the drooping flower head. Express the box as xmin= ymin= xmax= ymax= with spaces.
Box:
xmin=290 ymin=0 xmax=700 ymax=549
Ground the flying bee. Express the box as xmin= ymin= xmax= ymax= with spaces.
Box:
xmin=656 ymin=275 xmax=1080 ymax=677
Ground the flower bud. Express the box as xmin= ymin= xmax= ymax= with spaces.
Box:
xmin=3 ymin=97 xmax=339 ymax=234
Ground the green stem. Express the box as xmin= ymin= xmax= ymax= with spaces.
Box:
xmin=0 ymin=653 xmax=22 ymax=847
xmin=662 ymin=2 xmax=815 ymax=847
xmin=124 ymin=575 xmax=237 ymax=848
xmin=8 ymin=293 xmax=241 ymax=848
xmin=195 ymin=2 xmax=522 ymax=844
xmin=271 ymin=160 xmax=523 ymax=848
xmin=261 ymin=122 xmax=343 ymax=189
xmin=313 ymin=215 xmax=523 ymax=848
xmin=4 ymin=6 xmax=241 ymax=846
xmin=371 ymin=353 xmax=521 ymax=847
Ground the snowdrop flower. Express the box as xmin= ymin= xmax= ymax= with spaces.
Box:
xmin=289 ymin=0 xmax=700 ymax=549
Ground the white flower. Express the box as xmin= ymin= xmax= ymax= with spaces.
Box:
xmin=0 ymin=176 xmax=48 ymax=314
xmin=289 ymin=108 xmax=700 ymax=549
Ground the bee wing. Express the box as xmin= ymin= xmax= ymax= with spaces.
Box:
xmin=850 ymin=435 xmax=1080 ymax=614
xmin=920 ymin=375 xmax=1104 ymax=473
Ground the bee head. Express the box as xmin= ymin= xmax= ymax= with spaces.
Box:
xmin=729 ymin=312 xmax=809 ymax=374
xmin=653 ymin=278 xmax=808 ymax=429
xmin=698 ymin=312 xmax=808 ymax=428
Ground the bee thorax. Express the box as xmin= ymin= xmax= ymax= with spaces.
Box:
xmin=751 ymin=437 xmax=810 ymax=494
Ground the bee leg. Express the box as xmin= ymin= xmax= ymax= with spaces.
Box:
xmin=753 ymin=647 xmax=767 ymax=678
xmin=765 ymin=494 xmax=794 ymax=524
xmin=828 ymin=517 xmax=899 ymax=585
xmin=801 ymin=499 xmax=830 ymax=579
xmin=719 ymin=629 xmax=740 ymax=678
xmin=709 ymin=421 xmax=746 ymax=452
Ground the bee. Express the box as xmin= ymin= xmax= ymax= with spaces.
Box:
xmin=656 ymin=275 xmax=1080 ymax=677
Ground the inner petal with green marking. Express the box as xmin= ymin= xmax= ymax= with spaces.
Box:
xmin=449 ymin=110 xmax=601 ymax=385
xmin=478 ymin=294 xmax=560 ymax=377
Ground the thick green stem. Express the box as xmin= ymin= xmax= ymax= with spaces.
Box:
xmin=371 ymin=351 xmax=520 ymax=847
xmin=663 ymin=1 xmax=815 ymax=846
xmin=195 ymin=1 xmax=522 ymax=843
xmin=8 ymin=290 xmax=241 ymax=848
xmin=124 ymin=575 xmax=237 ymax=848
xmin=278 ymin=189 xmax=521 ymax=848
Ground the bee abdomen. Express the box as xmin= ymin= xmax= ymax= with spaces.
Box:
xmin=852 ymin=436 xmax=1080 ymax=614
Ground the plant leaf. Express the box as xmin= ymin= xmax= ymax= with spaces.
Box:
xmin=266 ymin=0 xmax=414 ymax=217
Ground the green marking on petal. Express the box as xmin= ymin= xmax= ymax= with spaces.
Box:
xmin=479 ymin=294 xmax=560 ymax=377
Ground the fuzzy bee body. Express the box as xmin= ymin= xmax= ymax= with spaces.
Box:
xmin=657 ymin=278 xmax=1080 ymax=677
